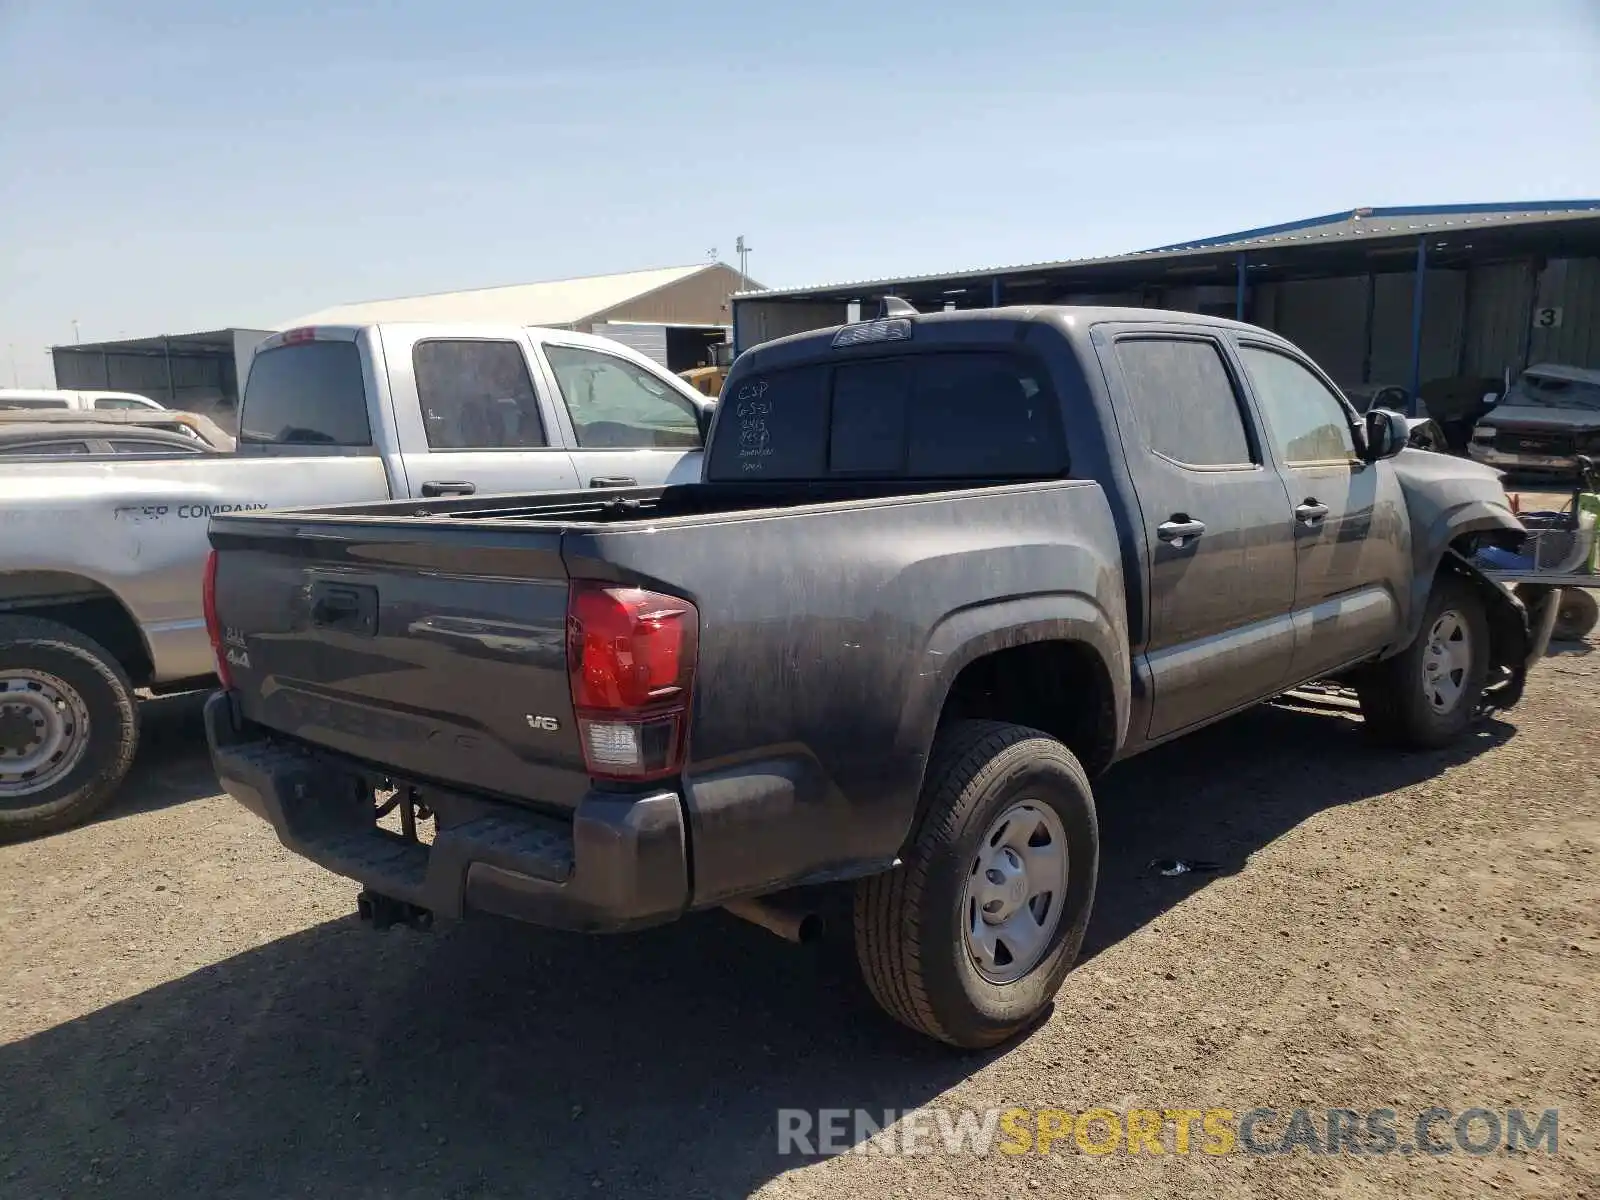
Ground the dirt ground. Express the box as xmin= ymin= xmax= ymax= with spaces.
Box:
xmin=2 ymin=629 xmax=1597 ymax=1199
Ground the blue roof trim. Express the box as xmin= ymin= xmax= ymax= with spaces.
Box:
xmin=1144 ymin=200 xmax=1600 ymax=253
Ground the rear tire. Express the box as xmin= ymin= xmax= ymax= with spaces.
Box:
xmin=1356 ymin=576 xmax=1490 ymax=749
xmin=0 ymin=616 xmax=139 ymax=843
xmin=853 ymin=720 xmax=1098 ymax=1049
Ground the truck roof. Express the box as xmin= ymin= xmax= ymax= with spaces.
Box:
xmin=255 ymin=322 xmax=650 ymax=355
xmin=743 ymin=304 xmax=1268 ymax=361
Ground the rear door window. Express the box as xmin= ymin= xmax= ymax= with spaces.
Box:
xmin=708 ymin=353 xmax=1065 ymax=481
xmin=1113 ymin=337 xmax=1256 ymax=468
xmin=239 ymin=341 xmax=372 ymax=447
xmin=414 ymin=340 xmax=547 ymax=449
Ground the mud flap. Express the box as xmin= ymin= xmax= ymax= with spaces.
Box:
xmin=1438 ymin=548 xmax=1532 ymax=713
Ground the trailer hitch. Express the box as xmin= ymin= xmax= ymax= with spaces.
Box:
xmin=356 ymin=889 xmax=434 ymax=932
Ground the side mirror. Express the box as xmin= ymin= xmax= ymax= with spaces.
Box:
xmin=695 ymin=400 xmax=715 ymax=443
xmin=1363 ymin=408 xmax=1408 ymax=462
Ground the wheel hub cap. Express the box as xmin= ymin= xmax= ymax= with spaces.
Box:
xmin=1420 ymin=609 xmax=1472 ymax=715
xmin=962 ymin=801 xmax=1069 ymax=985
xmin=0 ymin=671 xmax=92 ymax=799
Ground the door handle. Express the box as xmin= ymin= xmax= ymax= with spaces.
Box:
xmin=589 ymin=476 xmax=638 ymax=489
xmin=1156 ymin=517 xmax=1206 ymax=544
xmin=420 ymin=480 xmax=476 ymax=497
xmin=1295 ymin=500 xmax=1330 ymax=525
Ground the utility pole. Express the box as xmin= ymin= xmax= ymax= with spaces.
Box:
xmin=735 ymin=235 xmax=752 ymax=289
xmin=72 ymin=319 xmax=81 ymax=345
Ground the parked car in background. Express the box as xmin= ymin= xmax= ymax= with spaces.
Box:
xmin=203 ymin=305 xmax=1535 ymax=1049
xmin=1470 ymin=363 xmax=1600 ymax=476
xmin=0 ymin=422 xmax=222 ymax=459
xmin=0 ymin=322 xmax=714 ymax=843
xmin=0 ymin=408 xmax=236 ymax=450
xmin=0 ymin=388 xmax=167 ymax=413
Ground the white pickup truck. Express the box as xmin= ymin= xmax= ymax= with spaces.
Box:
xmin=0 ymin=322 xmax=713 ymax=840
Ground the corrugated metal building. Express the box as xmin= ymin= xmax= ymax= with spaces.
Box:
xmin=731 ymin=202 xmax=1600 ymax=409
xmin=51 ymin=262 xmax=753 ymax=429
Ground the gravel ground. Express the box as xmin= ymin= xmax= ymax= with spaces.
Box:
xmin=2 ymin=630 xmax=1597 ymax=1199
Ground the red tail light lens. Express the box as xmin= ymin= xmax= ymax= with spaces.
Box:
xmin=567 ymin=581 xmax=698 ymax=781
xmin=202 ymin=549 xmax=232 ymax=689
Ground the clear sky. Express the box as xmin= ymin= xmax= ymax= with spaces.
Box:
xmin=3 ymin=0 xmax=1598 ymax=386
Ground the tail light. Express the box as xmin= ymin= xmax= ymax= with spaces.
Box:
xmin=566 ymin=580 xmax=698 ymax=781
xmin=202 ymin=549 xmax=233 ymax=689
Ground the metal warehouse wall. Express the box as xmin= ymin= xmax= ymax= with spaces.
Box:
xmin=52 ymin=344 xmax=244 ymax=432
xmin=588 ymin=264 xmax=745 ymax=329
xmin=52 ymin=348 xmax=232 ymax=405
xmin=734 ymin=300 xmax=850 ymax=351
xmin=1371 ymin=269 xmax=1466 ymax=386
xmin=591 ymin=322 xmax=670 ymax=366
xmin=1461 ymin=262 xmax=1537 ymax=377
xmin=1530 ymin=257 xmax=1600 ymax=367
xmin=1240 ymin=258 xmax=1600 ymax=381
xmin=1262 ymin=277 xmax=1369 ymax=384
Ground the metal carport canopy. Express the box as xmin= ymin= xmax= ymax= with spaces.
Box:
xmin=731 ymin=202 xmax=1600 ymax=410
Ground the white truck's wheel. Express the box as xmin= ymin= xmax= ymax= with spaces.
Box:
xmin=0 ymin=616 xmax=139 ymax=843
xmin=853 ymin=720 xmax=1098 ymax=1049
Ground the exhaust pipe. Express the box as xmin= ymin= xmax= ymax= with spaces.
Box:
xmin=723 ymin=896 xmax=824 ymax=944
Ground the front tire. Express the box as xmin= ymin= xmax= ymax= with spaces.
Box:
xmin=853 ymin=720 xmax=1098 ymax=1049
xmin=1356 ymin=576 xmax=1490 ymax=749
xmin=0 ymin=616 xmax=139 ymax=843
xmin=1553 ymin=588 xmax=1598 ymax=642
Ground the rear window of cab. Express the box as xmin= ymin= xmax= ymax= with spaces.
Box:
xmin=706 ymin=352 xmax=1067 ymax=482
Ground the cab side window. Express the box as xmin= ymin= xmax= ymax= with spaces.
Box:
xmin=414 ymin=340 xmax=547 ymax=450
xmin=1114 ymin=336 xmax=1256 ymax=468
xmin=544 ymin=345 xmax=702 ymax=449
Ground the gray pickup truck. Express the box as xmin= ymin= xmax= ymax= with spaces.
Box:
xmin=203 ymin=306 xmax=1536 ymax=1048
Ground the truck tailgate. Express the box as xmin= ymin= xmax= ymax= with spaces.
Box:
xmin=208 ymin=518 xmax=590 ymax=813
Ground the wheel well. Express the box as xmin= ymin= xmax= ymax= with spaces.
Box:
xmin=1 ymin=583 xmax=153 ymax=687
xmin=938 ymin=640 xmax=1117 ymax=777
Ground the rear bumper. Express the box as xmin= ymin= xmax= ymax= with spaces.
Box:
xmin=204 ymin=693 xmax=689 ymax=932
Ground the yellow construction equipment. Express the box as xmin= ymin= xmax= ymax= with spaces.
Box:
xmin=678 ymin=342 xmax=734 ymax=399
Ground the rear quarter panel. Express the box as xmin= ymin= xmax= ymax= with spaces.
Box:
xmin=564 ymin=480 xmax=1128 ymax=905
